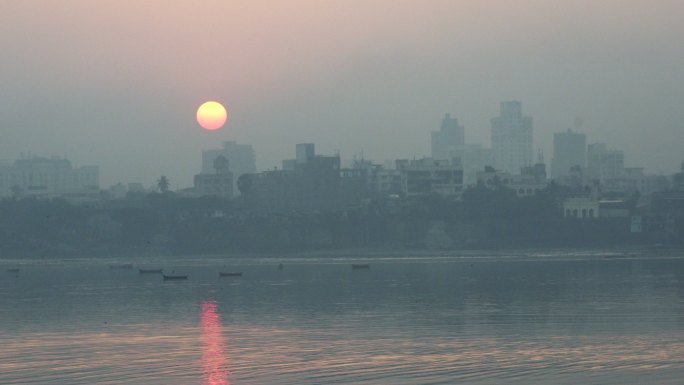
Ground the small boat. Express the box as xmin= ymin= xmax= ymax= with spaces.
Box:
xmin=219 ymin=272 xmax=243 ymax=277
xmin=163 ymin=274 xmax=188 ymax=280
xmin=139 ymin=269 xmax=163 ymax=274
xmin=109 ymin=263 xmax=133 ymax=269
xmin=352 ymin=263 xmax=370 ymax=269
xmin=6 ymin=268 xmax=19 ymax=273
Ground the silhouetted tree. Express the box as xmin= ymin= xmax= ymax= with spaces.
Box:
xmin=461 ymin=183 xmax=518 ymax=221
xmin=157 ymin=175 xmax=170 ymax=193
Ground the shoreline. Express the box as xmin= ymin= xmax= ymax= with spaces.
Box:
xmin=3 ymin=243 xmax=682 ymax=262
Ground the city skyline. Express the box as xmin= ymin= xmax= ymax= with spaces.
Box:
xmin=3 ymin=104 xmax=680 ymax=191
xmin=3 ymin=4 xmax=684 ymax=385
xmin=1 ymin=1 xmax=683 ymax=188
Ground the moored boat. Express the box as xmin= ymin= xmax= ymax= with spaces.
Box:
xmin=219 ymin=272 xmax=243 ymax=277
xmin=6 ymin=268 xmax=19 ymax=273
xmin=163 ymin=274 xmax=188 ymax=280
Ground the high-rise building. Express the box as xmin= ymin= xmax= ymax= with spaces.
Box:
xmin=491 ymin=101 xmax=533 ymax=174
xmin=202 ymin=141 xmax=256 ymax=193
xmin=587 ymin=143 xmax=624 ymax=181
xmin=551 ymin=129 xmax=586 ymax=178
xmin=431 ymin=113 xmax=465 ymax=161
xmin=296 ymin=143 xmax=315 ymax=164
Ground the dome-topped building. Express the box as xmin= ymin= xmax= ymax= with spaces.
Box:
xmin=194 ymin=155 xmax=233 ymax=198
xmin=213 ymin=155 xmax=230 ymax=174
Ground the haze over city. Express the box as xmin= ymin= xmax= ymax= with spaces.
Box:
xmin=4 ymin=3 xmax=684 ymax=384
xmin=1 ymin=1 xmax=683 ymax=188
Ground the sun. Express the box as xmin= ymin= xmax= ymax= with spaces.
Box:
xmin=197 ymin=101 xmax=227 ymax=130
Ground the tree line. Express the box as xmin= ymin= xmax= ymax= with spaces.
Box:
xmin=0 ymin=184 xmax=678 ymax=258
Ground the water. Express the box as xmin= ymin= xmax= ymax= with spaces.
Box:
xmin=2 ymin=251 xmax=684 ymax=384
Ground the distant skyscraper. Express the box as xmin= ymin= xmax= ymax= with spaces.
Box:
xmin=202 ymin=141 xmax=256 ymax=192
xmin=491 ymin=101 xmax=533 ymax=174
xmin=296 ymin=143 xmax=315 ymax=164
xmin=431 ymin=113 xmax=465 ymax=160
xmin=551 ymin=129 xmax=586 ymax=178
xmin=587 ymin=143 xmax=624 ymax=181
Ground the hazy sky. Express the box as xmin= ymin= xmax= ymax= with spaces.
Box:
xmin=1 ymin=1 xmax=683 ymax=188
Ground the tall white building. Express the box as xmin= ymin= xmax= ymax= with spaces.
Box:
xmin=491 ymin=101 xmax=533 ymax=174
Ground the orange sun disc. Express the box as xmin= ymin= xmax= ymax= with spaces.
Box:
xmin=197 ymin=101 xmax=228 ymax=130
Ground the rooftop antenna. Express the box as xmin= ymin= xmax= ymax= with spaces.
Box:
xmin=537 ymin=149 xmax=544 ymax=164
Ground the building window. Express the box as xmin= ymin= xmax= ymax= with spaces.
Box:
xmin=589 ymin=209 xmax=594 ymax=218
xmin=582 ymin=209 xmax=587 ymax=218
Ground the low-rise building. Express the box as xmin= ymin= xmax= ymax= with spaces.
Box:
xmin=562 ymin=197 xmax=599 ymax=219
xmin=396 ymin=158 xmax=463 ymax=197
xmin=238 ymin=145 xmax=342 ymax=212
xmin=476 ymin=165 xmax=547 ymax=198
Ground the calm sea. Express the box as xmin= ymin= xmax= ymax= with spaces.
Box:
xmin=2 ymin=251 xmax=684 ymax=384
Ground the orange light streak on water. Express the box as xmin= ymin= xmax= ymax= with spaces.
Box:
xmin=201 ymin=301 xmax=230 ymax=385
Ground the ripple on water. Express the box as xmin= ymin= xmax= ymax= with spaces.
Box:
xmin=2 ymin=255 xmax=684 ymax=384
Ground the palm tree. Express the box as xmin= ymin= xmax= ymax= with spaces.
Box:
xmin=157 ymin=175 xmax=170 ymax=193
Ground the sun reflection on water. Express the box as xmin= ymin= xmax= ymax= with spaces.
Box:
xmin=201 ymin=300 xmax=230 ymax=385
